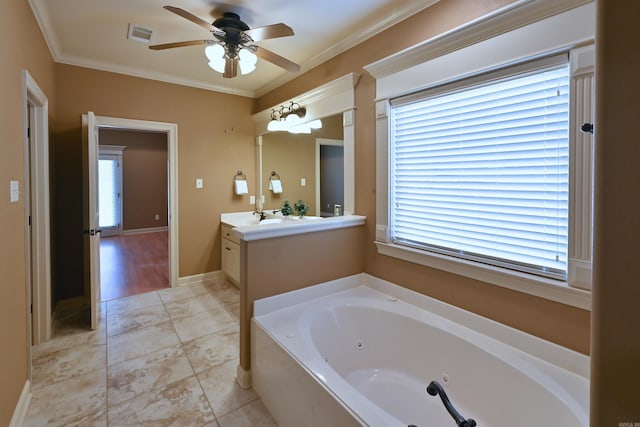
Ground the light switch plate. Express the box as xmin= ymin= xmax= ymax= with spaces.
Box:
xmin=249 ymin=195 xmax=255 ymax=205
xmin=301 ymin=178 xmax=306 ymax=187
xmin=10 ymin=180 xmax=19 ymax=203
xmin=195 ymin=178 xmax=203 ymax=189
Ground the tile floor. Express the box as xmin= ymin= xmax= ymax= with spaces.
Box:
xmin=24 ymin=279 xmax=278 ymax=427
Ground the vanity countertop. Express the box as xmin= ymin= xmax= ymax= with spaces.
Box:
xmin=220 ymin=211 xmax=366 ymax=241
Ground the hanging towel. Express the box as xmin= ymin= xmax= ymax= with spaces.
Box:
xmin=234 ymin=180 xmax=248 ymax=195
xmin=269 ymin=179 xmax=283 ymax=194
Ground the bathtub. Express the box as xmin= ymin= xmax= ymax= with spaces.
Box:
xmin=251 ymin=274 xmax=589 ymax=427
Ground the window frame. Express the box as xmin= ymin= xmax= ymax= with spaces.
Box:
xmin=366 ymin=1 xmax=595 ymax=310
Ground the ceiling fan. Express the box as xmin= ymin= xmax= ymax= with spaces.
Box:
xmin=149 ymin=6 xmax=300 ymax=78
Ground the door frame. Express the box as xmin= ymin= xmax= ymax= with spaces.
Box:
xmin=93 ymin=115 xmax=179 ymax=288
xmin=23 ymin=70 xmax=52 ymax=347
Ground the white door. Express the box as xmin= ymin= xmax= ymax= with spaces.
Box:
xmin=82 ymin=112 xmax=101 ymax=330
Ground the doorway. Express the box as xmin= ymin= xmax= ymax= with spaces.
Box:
xmin=88 ymin=115 xmax=179 ymax=305
xmin=315 ymin=138 xmax=344 ymax=217
xmin=97 ymin=128 xmax=170 ymax=300
xmin=23 ymin=70 xmax=52 ymax=348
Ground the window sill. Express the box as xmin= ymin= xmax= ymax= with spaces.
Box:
xmin=375 ymin=241 xmax=591 ymax=310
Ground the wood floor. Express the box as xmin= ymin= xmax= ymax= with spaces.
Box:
xmin=100 ymin=231 xmax=169 ymax=301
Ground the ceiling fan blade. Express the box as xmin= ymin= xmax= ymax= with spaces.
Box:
xmin=163 ymin=6 xmax=223 ymax=34
xmin=149 ymin=40 xmax=212 ymax=50
xmin=243 ymin=23 xmax=294 ymax=42
xmin=254 ymin=46 xmax=300 ymax=73
xmin=223 ymin=57 xmax=238 ymax=78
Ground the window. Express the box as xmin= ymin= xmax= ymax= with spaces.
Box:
xmin=366 ymin=1 xmax=595 ymax=309
xmin=389 ymin=56 xmax=569 ymax=280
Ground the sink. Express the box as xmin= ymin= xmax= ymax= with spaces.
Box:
xmin=259 ymin=218 xmax=284 ymax=225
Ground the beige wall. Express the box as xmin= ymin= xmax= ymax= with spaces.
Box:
xmin=101 ymin=129 xmax=169 ymax=230
xmin=591 ymin=1 xmax=640 ymax=423
xmin=239 ymin=226 xmax=365 ymax=371
xmin=53 ymin=64 xmax=256 ymax=299
xmin=256 ymin=0 xmax=590 ymax=360
xmin=0 ymin=1 xmax=56 ymax=424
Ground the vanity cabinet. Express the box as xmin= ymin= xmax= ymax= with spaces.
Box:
xmin=221 ymin=223 xmax=240 ymax=286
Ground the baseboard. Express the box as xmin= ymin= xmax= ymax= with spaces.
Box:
xmin=121 ymin=226 xmax=168 ymax=235
xmin=9 ymin=380 xmax=31 ymax=427
xmin=177 ymin=270 xmax=225 ymax=287
xmin=54 ymin=296 xmax=87 ymax=312
xmin=236 ymin=363 xmax=252 ymax=389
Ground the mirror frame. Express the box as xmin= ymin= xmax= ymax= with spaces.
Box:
xmin=252 ymin=73 xmax=360 ymax=215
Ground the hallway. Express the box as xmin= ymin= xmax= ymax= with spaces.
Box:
xmin=100 ymin=231 xmax=169 ymax=301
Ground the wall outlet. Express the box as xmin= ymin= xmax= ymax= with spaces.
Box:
xmin=196 ymin=178 xmax=203 ymax=189
xmin=301 ymin=178 xmax=306 ymax=187
xmin=155 ymin=214 xmax=160 ymax=220
xmin=250 ymin=195 xmax=255 ymax=205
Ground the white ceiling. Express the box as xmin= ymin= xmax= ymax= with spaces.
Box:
xmin=28 ymin=0 xmax=439 ymax=98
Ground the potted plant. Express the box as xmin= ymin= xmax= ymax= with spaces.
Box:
xmin=280 ymin=200 xmax=293 ymax=216
xmin=294 ymin=200 xmax=309 ymax=217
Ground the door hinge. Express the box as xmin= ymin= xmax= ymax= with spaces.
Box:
xmin=27 ymin=127 xmax=30 ymax=138
xmin=30 ymin=304 xmax=33 ymax=314
xmin=28 ymin=215 xmax=32 ymax=226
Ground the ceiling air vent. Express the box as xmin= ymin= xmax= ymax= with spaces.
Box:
xmin=127 ymin=24 xmax=155 ymax=44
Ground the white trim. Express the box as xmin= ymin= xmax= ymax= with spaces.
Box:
xmin=23 ymin=70 xmax=52 ymax=346
xmin=236 ymin=363 xmax=252 ymax=389
xmin=9 ymin=380 xmax=31 ymax=427
xmin=568 ymin=45 xmax=595 ymax=291
xmin=121 ymin=226 xmax=169 ymax=235
xmin=376 ymin=242 xmax=590 ymax=310
xmin=177 ymin=270 xmax=225 ymax=287
xmin=252 ymin=73 xmax=360 ymax=134
xmin=365 ymin=1 xmax=595 ymax=101
xmin=368 ymin=2 xmax=595 ymax=309
xmin=99 ymin=145 xmax=126 ymax=155
xmin=93 ymin=116 xmax=179 ymax=288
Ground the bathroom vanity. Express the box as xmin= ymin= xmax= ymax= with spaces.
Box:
xmin=221 ymin=222 xmax=240 ymax=286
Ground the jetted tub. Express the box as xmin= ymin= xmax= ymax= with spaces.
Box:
xmin=251 ymin=274 xmax=589 ymax=427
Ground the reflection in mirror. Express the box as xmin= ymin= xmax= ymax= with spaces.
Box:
xmin=262 ymin=114 xmax=344 ymax=216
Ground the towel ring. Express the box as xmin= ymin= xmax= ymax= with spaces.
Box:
xmin=235 ymin=170 xmax=247 ymax=181
xmin=270 ymin=171 xmax=280 ymax=180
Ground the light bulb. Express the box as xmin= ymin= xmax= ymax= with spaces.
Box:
xmin=268 ymin=120 xmax=287 ymax=132
xmin=285 ymin=112 xmax=302 ymax=125
xmin=239 ymin=49 xmax=257 ymax=75
xmin=289 ymin=124 xmax=311 ymax=134
xmin=205 ymin=44 xmax=224 ymax=61
xmin=205 ymin=45 xmax=226 ymax=73
xmin=308 ymin=119 xmax=323 ymax=129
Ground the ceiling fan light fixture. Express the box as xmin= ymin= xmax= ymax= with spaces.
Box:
xmin=238 ymin=48 xmax=257 ymax=75
xmin=205 ymin=45 xmax=226 ymax=73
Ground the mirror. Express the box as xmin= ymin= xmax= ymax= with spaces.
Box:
xmin=261 ymin=114 xmax=344 ymax=216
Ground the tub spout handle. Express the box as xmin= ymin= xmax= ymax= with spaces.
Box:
xmin=426 ymin=381 xmax=476 ymax=427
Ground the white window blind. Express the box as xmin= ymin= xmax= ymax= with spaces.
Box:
xmin=389 ymin=56 xmax=570 ymax=279
xmin=99 ymin=158 xmax=121 ymax=228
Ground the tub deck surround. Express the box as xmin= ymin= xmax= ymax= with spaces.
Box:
xmin=220 ymin=210 xmax=366 ymax=390
xmin=252 ymin=274 xmax=589 ymax=427
xmin=220 ymin=211 xmax=366 ymax=241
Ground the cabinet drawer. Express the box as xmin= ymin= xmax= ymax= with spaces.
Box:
xmin=221 ymin=223 xmax=240 ymax=244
